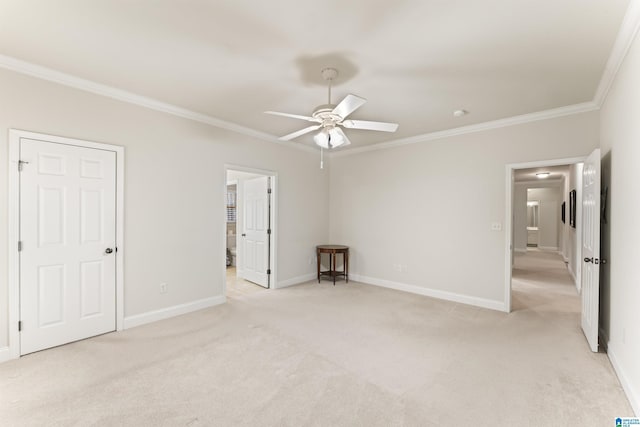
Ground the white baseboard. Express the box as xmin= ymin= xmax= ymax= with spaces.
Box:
xmin=608 ymin=342 xmax=639 ymax=416
xmin=124 ymin=295 xmax=226 ymax=330
xmin=276 ymin=273 xmax=316 ymax=289
xmin=514 ymin=248 xmax=527 ymax=254
xmin=0 ymin=346 xmax=14 ymax=363
xmin=538 ymin=246 xmax=559 ymax=251
xmin=351 ymin=274 xmax=506 ymax=312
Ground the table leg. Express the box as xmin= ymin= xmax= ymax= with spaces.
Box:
xmin=332 ymin=252 xmax=336 ymax=285
xmin=317 ymin=249 xmax=320 ymax=283
xmin=345 ymin=250 xmax=349 ymax=283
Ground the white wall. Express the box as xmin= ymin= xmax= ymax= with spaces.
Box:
xmin=0 ymin=68 xmax=330 ymax=350
xmin=599 ymin=22 xmax=640 ymax=415
xmin=527 ymin=186 xmax=562 ymax=250
xmin=329 ymin=111 xmax=599 ymax=309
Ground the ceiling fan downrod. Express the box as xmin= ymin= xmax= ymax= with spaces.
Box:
xmin=321 ymin=67 xmax=338 ymax=105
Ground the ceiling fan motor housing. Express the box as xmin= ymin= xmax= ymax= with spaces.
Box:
xmin=312 ymin=104 xmax=342 ymax=126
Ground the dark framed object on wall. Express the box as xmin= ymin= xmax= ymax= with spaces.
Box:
xmin=561 ymin=201 xmax=566 ymax=224
xmin=569 ymin=190 xmax=577 ymax=228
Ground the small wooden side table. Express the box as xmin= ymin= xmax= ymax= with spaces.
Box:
xmin=316 ymin=245 xmax=349 ymax=285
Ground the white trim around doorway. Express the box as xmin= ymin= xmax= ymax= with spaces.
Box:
xmin=223 ymin=164 xmax=278 ymax=297
xmin=503 ymin=156 xmax=586 ymax=313
xmin=4 ymin=129 xmax=125 ymax=362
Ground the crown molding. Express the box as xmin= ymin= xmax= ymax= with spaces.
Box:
xmin=0 ymin=54 xmax=316 ymax=154
xmin=330 ymin=101 xmax=598 ymax=158
xmin=3 ymin=0 xmax=638 ymax=160
xmin=593 ymin=0 xmax=640 ymax=107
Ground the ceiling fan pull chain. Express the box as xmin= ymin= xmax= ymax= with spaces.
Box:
xmin=320 ymin=147 xmax=324 ymax=169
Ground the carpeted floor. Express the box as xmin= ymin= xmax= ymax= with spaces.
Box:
xmin=0 ymin=249 xmax=633 ymax=426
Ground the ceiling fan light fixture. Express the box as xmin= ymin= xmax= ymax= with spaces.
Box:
xmin=536 ymin=172 xmax=550 ymax=179
xmin=314 ymin=127 xmax=345 ymax=149
xmin=265 ymin=67 xmax=398 ymax=152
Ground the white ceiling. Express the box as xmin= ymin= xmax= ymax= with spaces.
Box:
xmin=0 ymin=1 xmax=630 ymax=150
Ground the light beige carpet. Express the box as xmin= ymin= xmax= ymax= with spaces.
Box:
xmin=0 ymin=249 xmax=633 ymax=426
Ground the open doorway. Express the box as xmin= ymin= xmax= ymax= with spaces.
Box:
xmin=505 ymin=157 xmax=586 ymax=314
xmin=506 ymin=151 xmax=603 ymax=353
xmin=511 ymin=164 xmax=577 ymax=314
xmin=224 ymin=166 xmax=277 ymax=299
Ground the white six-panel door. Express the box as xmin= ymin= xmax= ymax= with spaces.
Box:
xmin=242 ymin=176 xmax=270 ymax=288
xmin=581 ymin=148 xmax=601 ymax=353
xmin=20 ymin=138 xmax=117 ymax=355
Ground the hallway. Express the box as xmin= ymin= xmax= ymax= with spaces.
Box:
xmin=512 ymin=248 xmax=580 ymax=314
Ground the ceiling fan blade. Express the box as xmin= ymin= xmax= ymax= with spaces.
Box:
xmin=333 ymin=127 xmax=352 ymax=147
xmin=342 ymin=119 xmax=399 ymax=132
xmin=279 ymin=124 xmax=322 ymax=141
xmin=332 ymin=94 xmax=366 ymax=119
xmin=265 ymin=111 xmax=318 ymax=122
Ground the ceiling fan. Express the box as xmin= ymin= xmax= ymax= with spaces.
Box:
xmin=265 ymin=68 xmax=399 ymax=149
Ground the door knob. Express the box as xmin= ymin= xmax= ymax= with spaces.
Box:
xmin=241 ymin=233 xmax=246 ymax=237
xmin=105 ymin=248 xmax=114 ymax=254
xmin=584 ymin=257 xmax=593 ymax=263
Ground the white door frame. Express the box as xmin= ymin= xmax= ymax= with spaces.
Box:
xmin=223 ymin=164 xmax=278 ymax=295
xmin=504 ymin=156 xmax=585 ymax=313
xmin=7 ymin=129 xmax=125 ymax=361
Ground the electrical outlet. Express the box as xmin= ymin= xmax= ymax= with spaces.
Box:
xmin=491 ymin=222 xmax=502 ymax=231
xmin=308 ymin=256 xmax=314 ymax=265
xmin=393 ymin=263 xmax=401 ymax=272
xmin=159 ymin=283 xmax=168 ymax=294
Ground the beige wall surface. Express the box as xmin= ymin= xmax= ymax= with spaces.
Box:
xmin=329 ymin=111 xmax=599 ymax=306
xmin=599 ymin=26 xmax=640 ymax=415
xmin=0 ymin=68 xmax=330 ymax=349
xmin=527 ymin=186 xmax=562 ymax=250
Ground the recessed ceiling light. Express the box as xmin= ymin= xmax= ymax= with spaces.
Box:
xmin=453 ymin=109 xmax=468 ymax=117
xmin=536 ymin=172 xmax=550 ymax=179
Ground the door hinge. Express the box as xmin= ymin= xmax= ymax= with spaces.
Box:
xmin=18 ymin=160 xmax=29 ymax=172
xmin=267 ymin=229 xmax=271 ymax=235
xmin=18 ymin=321 xmax=22 ymax=331
xmin=18 ymin=241 xmax=22 ymax=252
xmin=267 ymin=269 xmax=271 ymax=275
xmin=267 ymin=188 xmax=272 ymax=194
